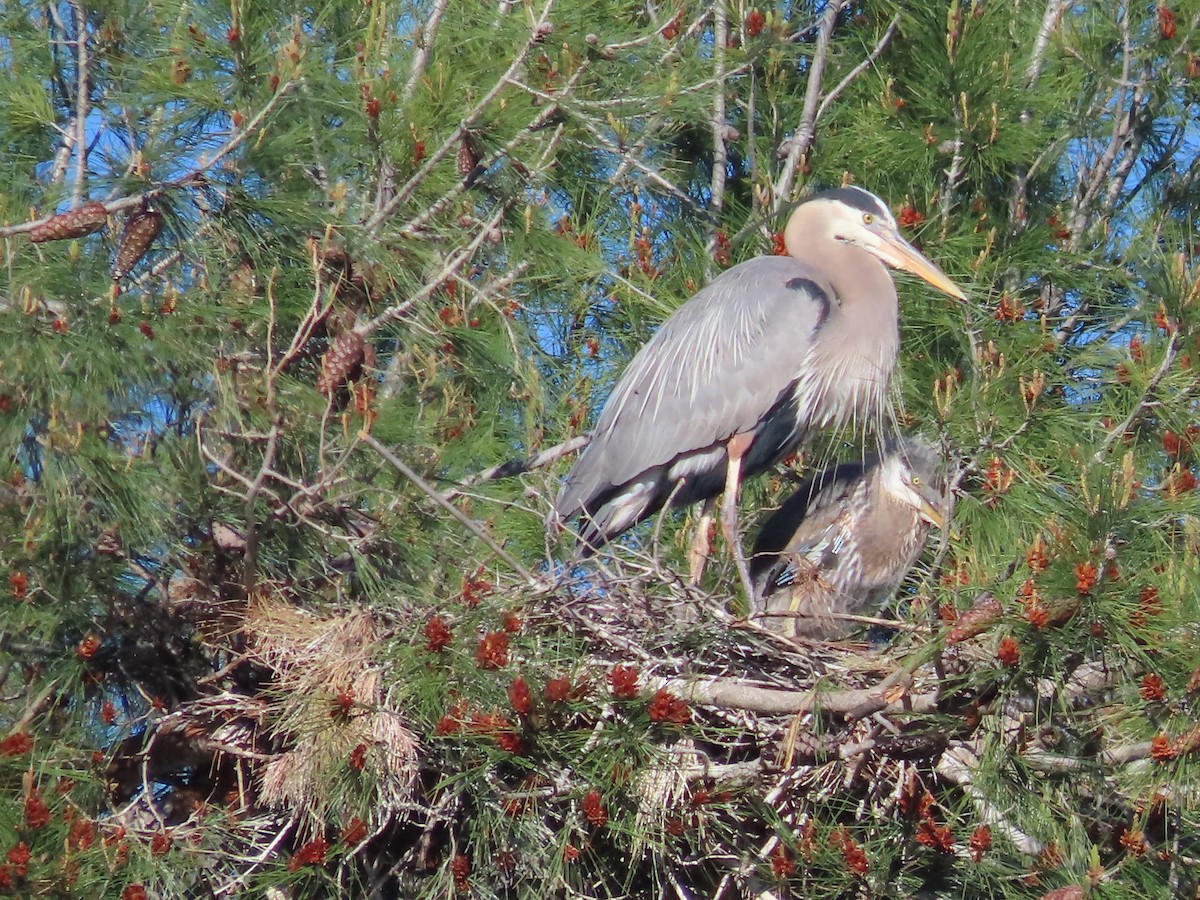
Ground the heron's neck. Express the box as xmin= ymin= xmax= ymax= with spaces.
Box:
xmin=792 ymin=241 xmax=899 ymax=431
xmin=819 ymin=242 xmax=899 ymax=321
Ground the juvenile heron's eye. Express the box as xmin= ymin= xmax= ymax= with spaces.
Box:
xmin=862 ymin=213 xmax=874 ymax=224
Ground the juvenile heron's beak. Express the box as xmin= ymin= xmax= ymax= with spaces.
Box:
xmin=868 ymin=230 xmax=968 ymax=301
xmin=917 ymin=497 xmax=945 ymax=529
xmin=912 ymin=482 xmax=948 ymax=530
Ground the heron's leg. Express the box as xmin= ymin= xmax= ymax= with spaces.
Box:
xmin=720 ymin=433 xmax=757 ymax=609
xmin=687 ymin=497 xmax=717 ymax=586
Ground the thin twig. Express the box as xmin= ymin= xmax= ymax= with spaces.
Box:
xmin=201 ymin=81 xmax=297 ymax=176
xmin=357 ymin=200 xmax=513 ymax=336
xmin=400 ymin=66 xmax=588 ymax=236
xmin=361 ymin=433 xmax=540 ymax=586
xmin=364 ymin=0 xmax=555 ymax=234
xmin=814 ymin=13 xmax=900 ymax=123
xmin=69 ymin=0 xmax=89 ymax=207
xmin=441 ymin=435 xmax=588 ymax=501
xmin=772 ymin=1 xmax=848 ymax=212
xmin=214 ymin=812 xmax=299 ymax=896
xmin=1093 ymin=330 xmax=1180 ymax=462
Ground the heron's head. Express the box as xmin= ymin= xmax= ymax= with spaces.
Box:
xmin=878 ymin=440 xmax=948 ymax=529
xmin=784 ymin=186 xmax=967 ymax=301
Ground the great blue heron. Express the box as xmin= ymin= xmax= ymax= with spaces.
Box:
xmin=749 ymin=437 xmax=947 ymax=639
xmin=552 ymin=187 xmax=965 ymax=599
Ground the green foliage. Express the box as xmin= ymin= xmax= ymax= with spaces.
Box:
xmin=1 ymin=0 xmax=1200 ymax=897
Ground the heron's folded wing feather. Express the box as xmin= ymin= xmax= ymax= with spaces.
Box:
xmin=555 ymin=256 xmax=833 ymax=519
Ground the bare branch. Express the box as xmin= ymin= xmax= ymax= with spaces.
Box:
xmin=1010 ymin=0 xmax=1075 ymax=234
xmin=1026 ymin=0 xmax=1068 ymax=89
xmin=48 ymin=115 xmax=78 ymax=186
xmin=401 ymin=0 xmax=450 ymax=105
xmin=938 ymin=742 xmax=1045 ymax=856
xmin=657 ymin=673 xmax=938 ymax=717
xmin=68 ymin=0 xmax=89 ymax=207
xmin=814 ymin=13 xmax=900 ymax=124
xmin=442 ymin=435 xmax=588 ymax=501
xmin=772 ymin=1 xmax=848 ymax=212
xmin=361 ymin=433 xmax=540 ymax=586
xmin=708 ymin=1 xmax=730 ymax=220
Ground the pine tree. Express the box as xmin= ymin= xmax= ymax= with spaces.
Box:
xmin=1 ymin=1 xmax=1198 ymax=897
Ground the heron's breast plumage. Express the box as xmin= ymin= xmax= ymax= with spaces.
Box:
xmin=788 ymin=300 xmax=899 ymax=434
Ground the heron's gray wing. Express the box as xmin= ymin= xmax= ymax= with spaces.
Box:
xmin=555 ymin=256 xmax=833 ymax=520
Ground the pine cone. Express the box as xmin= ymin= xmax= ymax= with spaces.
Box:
xmin=457 ymin=135 xmax=480 ymax=177
xmin=308 ymin=237 xmax=351 ymax=277
xmin=946 ymin=594 xmax=1002 ymax=645
xmin=317 ymin=330 xmax=366 ymax=397
xmin=112 ymin=208 xmax=164 ymax=279
xmin=29 ymin=202 xmax=108 ymax=243
xmin=229 ymin=260 xmax=259 ymax=300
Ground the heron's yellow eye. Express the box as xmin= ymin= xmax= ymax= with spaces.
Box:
xmin=862 ymin=213 xmax=874 ymax=225
xmin=912 ymin=476 xmax=922 ymax=486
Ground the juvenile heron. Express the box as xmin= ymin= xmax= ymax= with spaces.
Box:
xmin=749 ymin=438 xmax=947 ymax=639
xmin=552 ymin=187 xmax=965 ymax=599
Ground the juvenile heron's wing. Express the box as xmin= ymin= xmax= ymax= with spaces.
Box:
xmin=750 ymin=460 xmax=872 ymax=602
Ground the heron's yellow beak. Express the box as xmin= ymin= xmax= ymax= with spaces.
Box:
xmin=869 ymin=231 xmax=968 ymax=301
xmin=917 ymin=497 xmax=945 ymax=529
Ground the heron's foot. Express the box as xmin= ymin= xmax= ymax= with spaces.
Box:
xmin=717 ymin=487 xmax=756 ymax=607
xmin=687 ymin=508 xmax=716 ymax=585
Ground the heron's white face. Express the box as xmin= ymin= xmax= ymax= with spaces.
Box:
xmin=880 ymin=455 xmax=945 ymax=528
xmin=786 ymin=191 xmax=967 ymax=301
xmin=821 ymin=198 xmax=900 ymax=246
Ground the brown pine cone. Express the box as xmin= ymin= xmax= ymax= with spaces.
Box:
xmin=29 ymin=202 xmax=108 ymax=243
xmin=112 ymin=208 xmax=164 ymax=279
xmin=229 ymin=260 xmax=260 ymax=300
xmin=457 ymin=135 xmax=480 ymax=177
xmin=317 ymin=330 xmax=366 ymax=397
xmin=946 ymin=594 xmax=1003 ymax=645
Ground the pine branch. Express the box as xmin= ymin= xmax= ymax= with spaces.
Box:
xmin=771 ymin=0 xmax=848 ymax=212
xmin=364 ymin=0 xmax=556 ymax=233
xmin=361 ymin=432 xmax=540 ymax=586
xmin=441 ymin=435 xmax=588 ymax=501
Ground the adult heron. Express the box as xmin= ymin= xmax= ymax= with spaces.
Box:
xmin=552 ymin=187 xmax=965 ymax=599
xmin=749 ymin=437 xmax=947 ymax=639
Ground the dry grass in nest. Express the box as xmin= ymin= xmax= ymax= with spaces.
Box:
xmin=246 ymin=599 xmax=419 ymax=835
